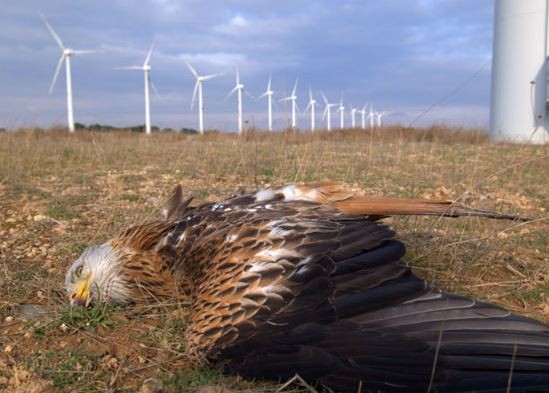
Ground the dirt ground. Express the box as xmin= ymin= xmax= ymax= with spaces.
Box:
xmin=0 ymin=128 xmax=547 ymax=392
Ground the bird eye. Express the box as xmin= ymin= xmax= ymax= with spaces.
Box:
xmin=75 ymin=265 xmax=84 ymax=277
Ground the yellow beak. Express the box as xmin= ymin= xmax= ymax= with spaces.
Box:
xmin=70 ymin=273 xmax=93 ymax=307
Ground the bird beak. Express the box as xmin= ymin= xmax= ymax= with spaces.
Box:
xmin=70 ymin=273 xmax=93 ymax=307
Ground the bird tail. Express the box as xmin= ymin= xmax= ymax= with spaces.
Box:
xmin=275 ymin=182 xmax=524 ymax=220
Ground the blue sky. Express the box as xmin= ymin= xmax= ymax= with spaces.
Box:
xmin=0 ymin=0 xmax=494 ymax=131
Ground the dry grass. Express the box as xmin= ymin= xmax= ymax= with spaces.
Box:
xmin=0 ymin=126 xmax=547 ymax=392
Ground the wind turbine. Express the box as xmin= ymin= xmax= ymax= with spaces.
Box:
xmin=184 ymin=60 xmax=222 ymax=134
xmin=350 ymin=105 xmax=358 ymax=128
xmin=368 ymin=105 xmax=376 ymax=130
xmin=227 ymin=66 xmax=246 ymax=134
xmin=280 ymin=79 xmax=299 ymax=128
xmin=359 ymin=104 xmax=368 ymax=129
xmin=338 ymin=97 xmax=345 ymax=129
xmin=305 ymin=86 xmax=319 ymax=132
xmin=376 ymin=111 xmax=386 ymax=128
xmin=115 ymin=40 xmax=157 ymax=135
xmin=257 ymin=74 xmax=274 ymax=131
xmin=41 ymin=13 xmax=99 ymax=133
xmin=321 ymin=92 xmax=337 ymax=131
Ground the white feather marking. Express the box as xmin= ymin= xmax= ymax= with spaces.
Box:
xmin=255 ymin=189 xmax=277 ymax=202
xmin=256 ymin=247 xmax=300 ymax=260
xmin=226 ymin=233 xmax=238 ymax=243
xmin=281 ymin=185 xmax=298 ymax=201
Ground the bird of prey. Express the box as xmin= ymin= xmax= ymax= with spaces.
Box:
xmin=65 ymin=182 xmax=549 ymax=392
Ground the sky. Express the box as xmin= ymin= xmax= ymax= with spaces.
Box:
xmin=0 ymin=0 xmax=495 ymax=131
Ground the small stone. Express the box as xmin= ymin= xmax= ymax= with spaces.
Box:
xmin=4 ymin=345 xmax=13 ymax=353
xmin=5 ymin=218 xmax=16 ymax=223
xmin=60 ymin=323 xmax=69 ymax=332
xmin=4 ymin=316 xmax=13 ymax=322
xmin=33 ymin=214 xmax=47 ymax=222
xmin=24 ymin=331 xmax=32 ymax=339
xmin=140 ymin=378 xmax=164 ymax=393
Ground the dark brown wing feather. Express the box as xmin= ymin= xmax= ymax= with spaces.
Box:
xmin=117 ymin=183 xmax=547 ymax=391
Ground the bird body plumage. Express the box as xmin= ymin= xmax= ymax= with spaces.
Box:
xmin=66 ymin=182 xmax=549 ymax=392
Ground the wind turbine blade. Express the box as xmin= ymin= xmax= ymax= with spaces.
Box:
xmin=184 ymin=60 xmax=198 ymax=78
xmin=201 ymin=72 xmax=223 ymax=81
xmin=49 ymin=54 xmax=64 ymax=95
xmin=150 ymin=77 xmax=160 ymax=98
xmin=191 ymin=81 xmax=199 ymax=109
xmin=72 ymin=49 xmax=100 ymax=55
xmin=322 ymin=105 xmax=328 ymax=121
xmin=225 ymin=86 xmax=239 ymax=101
xmin=305 ymin=101 xmax=312 ymax=111
xmin=40 ymin=13 xmax=64 ymax=50
xmin=267 ymin=73 xmax=272 ymax=91
xmin=114 ymin=66 xmax=143 ymax=71
xmin=292 ymin=78 xmax=299 ymax=96
xmin=144 ymin=39 xmax=156 ymax=67
xmin=295 ymin=101 xmax=302 ymax=114
xmin=321 ymin=91 xmax=328 ymax=105
xmin=235 ymin=66 xmax=240 ymax=84
xmin=279 ymin=97 xmax=291 ymax=102
xmin=309 ymin=86 xmax=313 ymax=102
xmin=256 ymin=91 xmax=268 ymax=101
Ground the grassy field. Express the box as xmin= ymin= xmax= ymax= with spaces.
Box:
xmin=0 ymin=127 xmax=547 ymax=392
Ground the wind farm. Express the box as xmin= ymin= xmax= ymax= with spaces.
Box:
xmin=35 ymin=13 xmax=390 ymax=135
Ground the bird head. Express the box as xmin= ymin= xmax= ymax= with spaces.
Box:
xmin=65 ymin=243 xmax=130 ymax=307
xmin=65 ymin=185 xmax=190 ymax=307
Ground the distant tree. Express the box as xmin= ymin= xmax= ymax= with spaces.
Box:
xmin=75 ymin=122 xmax=86 ymax=130
xmin=180 ymin=127 xmax=198 ymax=135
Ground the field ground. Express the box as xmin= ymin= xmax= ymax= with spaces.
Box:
xmin=0 ymin=127 xmax=547 ymax=392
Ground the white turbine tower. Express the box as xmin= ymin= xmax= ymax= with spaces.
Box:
xmin=184 ymin=60 xmax=222 ymax=134
xmin=321 ymin=92 xmax=337 ymax=131
xmin=305 ymin=86 xmax=319 ymax=132
xmin=368 ymin=105 xmax=376 ymax=130
xmin=376 ymin=112 xmax=385 ymax=128
xmin=338 ymin=98 xmax=345 ymax=129
xmin=350 ymin=105 xmax=358 ymax=128
xmin=227 ymin=67 xmax=245 ymax=134
xmin=280 ymin=79 xmax=299 ymax=128
xmin=114 ymin=40 xmax=157 ymax=135
xmin=257 ymin=74 xmax=274 ymax=131
xmin=359 ymin=104 xmax=368 ymax=129
xmin=41 ymin=13 xmax=99 ymax=133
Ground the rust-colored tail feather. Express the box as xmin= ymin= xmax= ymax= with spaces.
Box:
xmin=289 ymin=182 xmax=524 ymax=221
xmin=330 ymin=196 xmax=523 ymax=220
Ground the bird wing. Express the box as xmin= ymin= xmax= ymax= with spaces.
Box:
xmin=152 ymin=183 xmax=547 ymax=392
